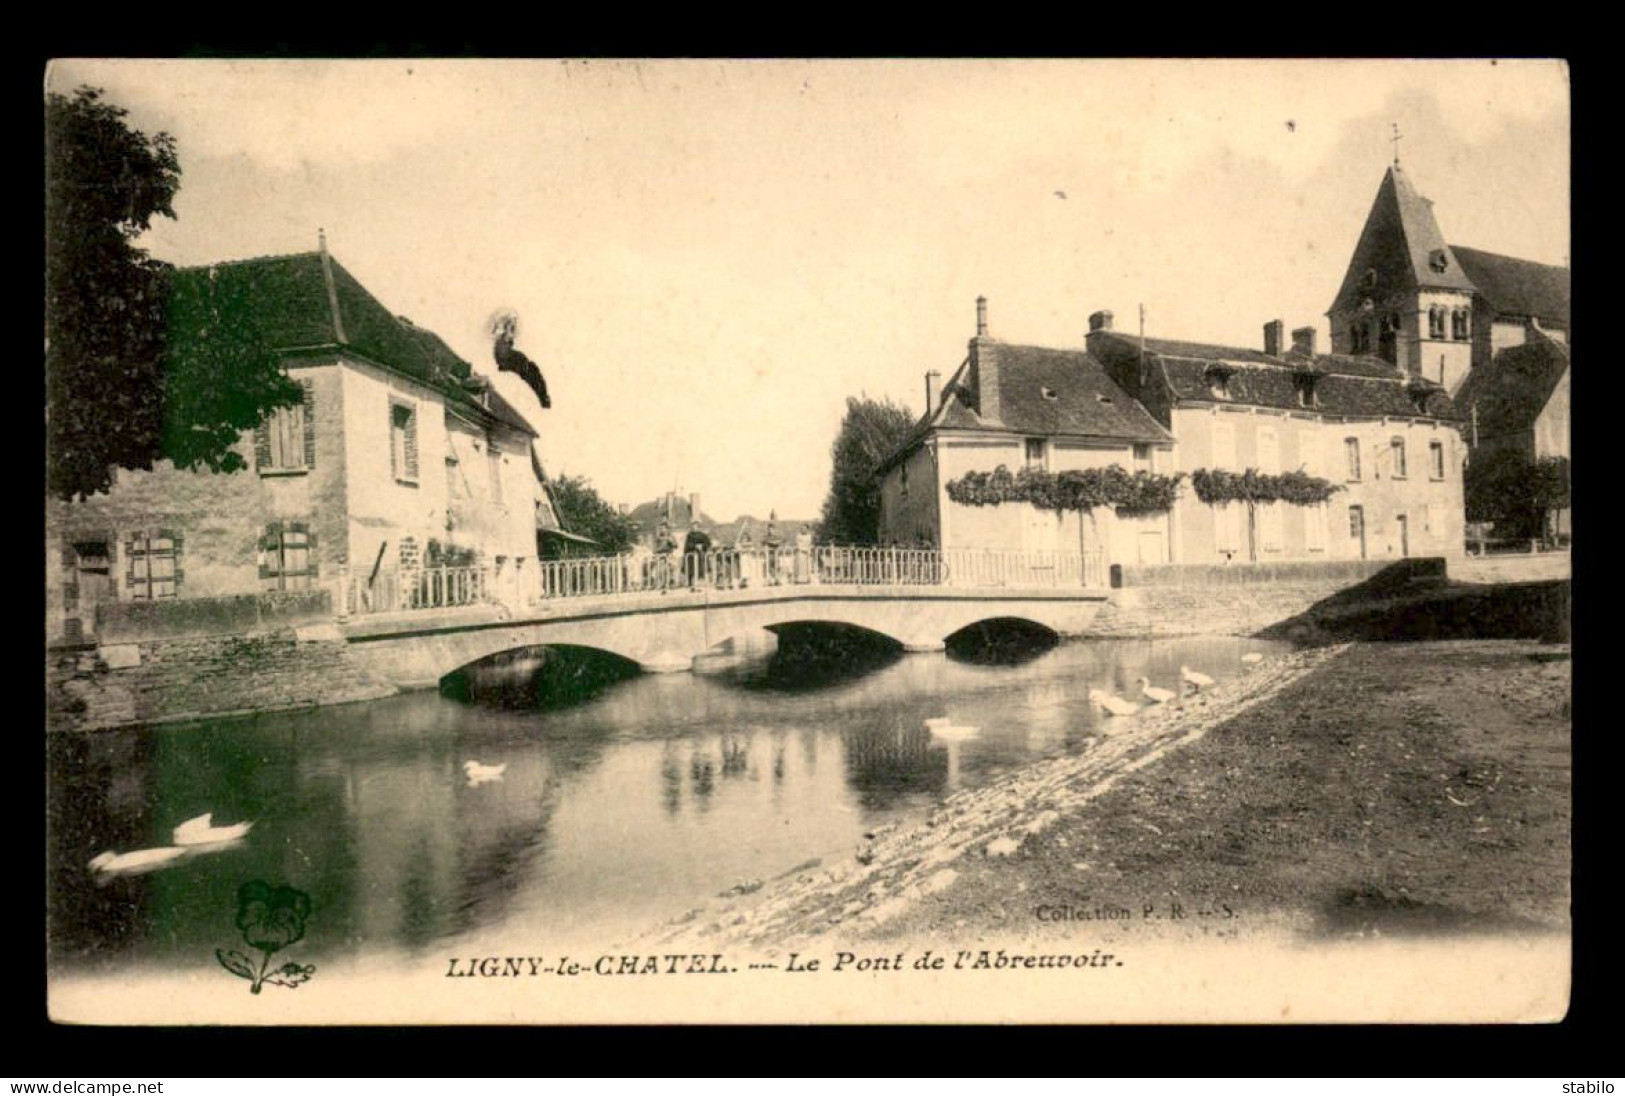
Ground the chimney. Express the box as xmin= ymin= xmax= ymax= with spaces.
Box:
xmin=1264 ymin=320 xmax=1285 ymax=357
xmin=968 ymin=297 xmax=1002 ymax=424
xmin=689 ymin=493 xmax=701 ymax=521
xmin=924 ymin=370 xmax=941 ymax=417
xmin=1291 ymin=326 xmax=1317 ymax=357
xmin=1089 ymin=310 xmax=1114 ymax=333
xmin=665 ymin=491 xmax=675 ymax=522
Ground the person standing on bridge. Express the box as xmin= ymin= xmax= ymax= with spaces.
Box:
xmin=794 ymin=524 xmax=813 ymax=585
xmin=655 ymin=520 xmax=678 ymax=594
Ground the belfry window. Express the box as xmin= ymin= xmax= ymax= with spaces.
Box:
xmin=1428 ymin=307 xmax=1446 ymax=339
xmin=1451 ymin=309 xmax=1470 ymax=341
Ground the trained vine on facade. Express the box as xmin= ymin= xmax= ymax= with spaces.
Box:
xmin=1189 ymin=468 xmax=1341 ymax=506
xmin=945 ymin=465 xmax=1184 ymax=517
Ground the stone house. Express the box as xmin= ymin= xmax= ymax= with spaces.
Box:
xmin=46 ymin=242 xmax=544 ymax=645
xmin=1089 ymin=314 xmax=1466 ymax=564
xmin=875 ymin=299 xmax=1177 ymax=569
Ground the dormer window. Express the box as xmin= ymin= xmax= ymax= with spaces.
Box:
xmin=1294 ymin=372 xmax=1319 ymax=408
xmin=1350 ymin=320 xmax=1372 ymax=355
xmin=1205 ymin=364 xmax=1234 ymax=400
xmin=1362 ymin=268 xmax=1378 ymax=290
xmin=1428 ymin=249 xmax=1450 ymax=273
xmin=1040 ymin=386 xmax=1059 ymax=401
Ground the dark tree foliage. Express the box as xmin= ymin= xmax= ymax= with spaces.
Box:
xmin=46 ymin=86 xmax=301 ymax=500
xmin=1465 ymin=449 xmax=1570 ymax=542
xmin=543 ymin=474 xmax=639 ymax=559
xmin=816 ymin=396 xmax=917 ymax=545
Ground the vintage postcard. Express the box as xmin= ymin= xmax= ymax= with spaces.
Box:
xmin=44 ymin=57 xmax=1571 ymax=1025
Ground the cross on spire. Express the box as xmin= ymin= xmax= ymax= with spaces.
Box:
xmin=1390 ymin=123 xmax=1403 ymax=167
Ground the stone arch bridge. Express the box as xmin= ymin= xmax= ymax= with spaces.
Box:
xmin=341 ymin=583 xmax=1110 ymax=689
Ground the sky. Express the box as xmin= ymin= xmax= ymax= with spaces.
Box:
xmin=46 ymin=59 xmax=1569 ymax=521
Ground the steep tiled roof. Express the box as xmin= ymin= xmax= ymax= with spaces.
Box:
xmin=1328 ymin=166 xmax=1476 ymax=317
xmin=708 ymin=514 xmax=817 ymax=547
xmin=876 ymin=343 xmax=1171 ymax=474
xmin=1454 ymin=332 xmax=1570 ymax=442
xmin=1452 ymin=246 xmax=1570 ymax=325
xmin=174 ymin=251 xmax=536 ymax=436
xmin=1092 ymin=330 xmax=1460 ymax=421
xmin=627 ymin=495 xmax=716 ymax=534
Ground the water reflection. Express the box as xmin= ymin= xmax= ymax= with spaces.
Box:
xmin=48 ymin=634 xmax=1291 ymax=974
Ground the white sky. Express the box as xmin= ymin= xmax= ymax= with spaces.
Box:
xmin=46 ymin=58 xmax=1569 ymax=521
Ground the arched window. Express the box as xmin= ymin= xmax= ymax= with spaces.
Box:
xmin=1428 ymin=306 xmax=1445 ymax=339
xmin=1451 ymin=309 xmax=1470 ymax=341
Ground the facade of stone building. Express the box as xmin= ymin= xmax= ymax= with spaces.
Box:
xmin=1090 ymin=316 xmax=1466 ymax=565
xmin=875 ymin=300 xmax=1177 ymax=569
xmin=876 ymin=302 xmax=1466 ymax=571
xmin=46 ymin=245 xmax=545 ymax=645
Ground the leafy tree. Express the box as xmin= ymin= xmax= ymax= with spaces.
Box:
xmin=1465 ymin=449 xmax=1570 ymax=543
xmin=816 ymin=396 xmax=917 ymax=545
xmin=542 ymin=474 xmax=638 ymax=558
xmin=46 ymin=85 xmax=301 ymax=500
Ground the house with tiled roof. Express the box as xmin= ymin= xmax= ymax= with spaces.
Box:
xmin=1089 ymin=309 xmax=1465 ymax=564
xmin=47 ymin=237 xmax=550 ymax=644
xmin=876 ymin=298 xmax=1176 ymax=571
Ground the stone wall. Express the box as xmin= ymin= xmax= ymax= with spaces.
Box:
xmin=46 ymin=630 xmax=398 ymax=733
xmin=93 ymin=589 xmax=333 ymax=643
xmin=1092 ymin=558 xmax=1447 ymax=638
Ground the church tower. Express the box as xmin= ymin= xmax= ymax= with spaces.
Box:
xmin=1327 ymin=164 xmax=1477 ymax=392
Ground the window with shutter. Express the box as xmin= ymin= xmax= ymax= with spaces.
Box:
xmin=1259 ymin=502 xmax=1283 ymax=550
xmin=1305 ymin=503 xmax=1328 ymax=552
xmin=1211 ymin=420 xmax=1236 ymax=471
xmin=126 ymin=530 xmax=181 ymax=599
xmin=1214 ymin=503 xmax=1240 ymax=553
xmin=1429 ymin=440 xmax=1446 ymax=480
xmin=391 ymin=400 xmax=419 ymax=485
xmin=258 ymin=382 xmax=313 ymax=474
xmin=1390 ymin=436 xmax=1407 ymax=479
xmin=261 ymin=521 xmax=319 ymax=590
xmin=1344 ymin=437 xmax=1362 ymax=481
xmin=1257 ymin=426 xmax=1279 ymax=474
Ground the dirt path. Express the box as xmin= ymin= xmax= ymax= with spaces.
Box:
xmin=641 ymin=639 xmax=1570 ymax=952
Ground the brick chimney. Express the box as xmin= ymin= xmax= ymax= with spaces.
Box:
xmin=1291 ymin=326 xmax=1317 ymax=357
xmin=1264 ymin=320 xmax=1285 ymax=357
xmin=969 ymin=296 xmax=1002 ymax=424
xmin=924 ymin=370 xmax=941 ymax=417
xmin=1089 ymin=310 xmax=1114 ymax=333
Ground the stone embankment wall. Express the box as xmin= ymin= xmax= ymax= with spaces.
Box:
xmin=1092 ymin=558 xmax=1446 ymax=638
xmin=46 ymin=630 xmax=398 ymax=733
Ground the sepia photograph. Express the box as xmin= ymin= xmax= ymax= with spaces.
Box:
xmin=43 ymin=57 xmax=1571 ymax=1025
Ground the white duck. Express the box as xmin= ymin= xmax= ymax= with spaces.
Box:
xmin=1088 ymin=689 xmax=1140 ymax=717
xmin=1137 ymin=677 xmax=1178 ymax=705
xmin=1241 ymin=652 xmax=1265 ymax=664
xmin=1180 ymin=665 xmax=1216 ymax=693
xmin=89 ymin=847 xmax=188 ymax=876
xmin=464 ymin=760 xmax=507 ymax=784
xmin=928 ymin=723 xmax=980 ymax=741
xmin=172 ymin=812 xmax=255 ymax=846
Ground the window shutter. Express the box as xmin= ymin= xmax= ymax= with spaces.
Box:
xmin=388 ymin=405 xmax=398 ymax=479
xmin=63 ymin=582 xmax=79 ymax=611
xmin=405 ymin=412 xmax=419 ymax=480
xmin=260 ymin=523 xmax=279 ymax=580
xmin=126 ymin=537 xmax=140 ymax=589
xmin=255 ymin=418 xmax=273 ymax=472
xmin=167 ymin=530 xmax=184 ymax=589
xmin=300 ymin=380 xmax=316 ymax=469
xmin=306 ymin=528 xmax=319 ymax=578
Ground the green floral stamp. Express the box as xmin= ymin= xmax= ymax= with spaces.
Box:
xmin=216 ymin=881 xmax=317 ymax=994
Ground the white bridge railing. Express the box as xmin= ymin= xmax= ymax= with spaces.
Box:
xmin=346 ymin=546 xmax=1106 ymax=615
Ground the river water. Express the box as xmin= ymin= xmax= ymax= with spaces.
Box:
xmin=48 ymin=632 xmax=1289 ymax=975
